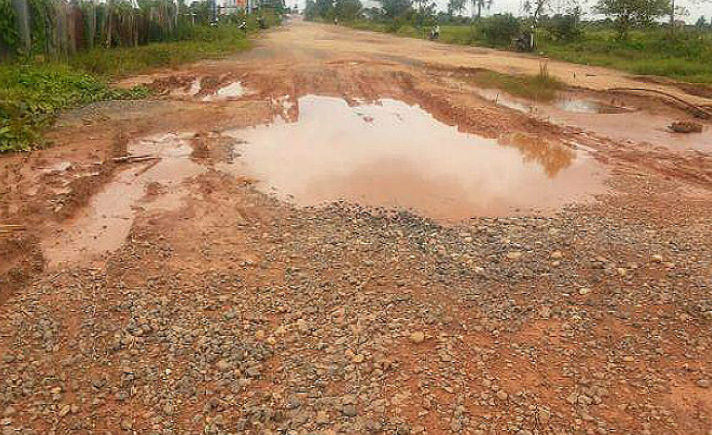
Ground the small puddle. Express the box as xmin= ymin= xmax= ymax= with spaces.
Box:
xmin=227 ymin=95 xmax=607 ymax=221
xmin=42 ymin=133 xmax=204 ymax=267
xmin=203 ymin=81 xmax=251 ymax=101
xmin=556 ymin=97 xmax=632 ymax=114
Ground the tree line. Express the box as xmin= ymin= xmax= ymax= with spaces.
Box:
xmin=305 ymin=0 xmax=711 ymax=40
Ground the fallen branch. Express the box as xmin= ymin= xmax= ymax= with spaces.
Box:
xmin=112 ymin=154 xmax=160 ymax=164
xmin=608 ymin=87 xmax=712 ymax=119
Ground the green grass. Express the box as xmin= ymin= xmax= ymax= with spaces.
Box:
xmin=466 ymin=65 xmax=564 ymax=102
xmin=1 ymin=23 xmax=260 ymax=152
xmin=347 ymin=20 xmax=712 ymax=84
xmin=71 ymin=24 xmax=252 ymax=76
xmin=537 ymin=29 xmax=712 ymax=84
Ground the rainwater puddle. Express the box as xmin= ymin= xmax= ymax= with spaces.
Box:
xmin=172 ymin=78 xmax=202 ymax=97
xmin=42 ymin=133 xmax=204 ymax=267
xmin=228 ymin=96 xmax=608 ymax=221
xmin=203 ymin=81 xmax=251 ymax=101
xmin=556 ymin=98 xmax=632 ymax=114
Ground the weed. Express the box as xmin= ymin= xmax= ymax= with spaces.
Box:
xmin=466 ymin=66 xmax=564 ymax=102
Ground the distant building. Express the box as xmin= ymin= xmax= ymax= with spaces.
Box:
xmin=220 ymin=0 xmax=247 ymax=14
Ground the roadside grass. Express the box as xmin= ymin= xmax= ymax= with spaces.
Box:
xmin=466 ymin=65 xmax=564 ymax=102
xmin=537 ymin=29 xmax=712 ymax=84
xmin=346 ymin=20 xmax=712 ymax=84
xmin=0 ymin=64 xmax=148 ymax=152
xmin=1 ymin=21 xmax=263 ymax=152
xmin=71 ymin=25 xmax=252 ymax=76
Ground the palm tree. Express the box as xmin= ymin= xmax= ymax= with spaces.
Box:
xmin=471 ymin=0 xmax=492 ymax=19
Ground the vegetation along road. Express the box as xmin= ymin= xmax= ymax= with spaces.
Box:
xmin=1 ymin=16 xmax=712 ymax=435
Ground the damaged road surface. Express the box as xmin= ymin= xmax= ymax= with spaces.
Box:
xmin=1 ymin=19 xmax=712 ymax=435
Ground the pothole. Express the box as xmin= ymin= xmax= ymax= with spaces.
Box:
xmin=41 ymin=133 xmax=205 ymax=267
xmin=225 ymin=95 xmax=608 ymax=221
xmin=555 ymin=97 xmax=633 ymax=114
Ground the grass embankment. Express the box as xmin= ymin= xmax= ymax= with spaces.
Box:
xmin=348 ymin=20 xmax=712 ymax=85
xmin=1 ymin=23 xmax=261 ymax=152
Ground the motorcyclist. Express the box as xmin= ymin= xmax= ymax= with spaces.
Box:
xmin=429 ymin=24 xmax=440 ymax=40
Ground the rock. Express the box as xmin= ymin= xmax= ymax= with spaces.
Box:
xmin=316 ymin=410 xmax=329 ymax=425
xmin=58 ymin=404 xmax=71 ymax=418
xmin=342 ymin=405 xmax=357 ymax=417
xmin=121 ymin=418 xmax=133 ymax=430
xmin=506 ymin=251 xmax=522 ymax=260
xmin=409 ymin=331 xmax=425 ymax=344
xmin=496 ymin=391 xmax=508 ymax=401
xmin=216 ymin=359 xmax=230 ymax=372
xmin=669 ymin=121 xmax=702 ymax=133
xmin=696 ymin=379 xmax=710 ymax=389
xmin=578 ymin=287 xmax=591 ymax=295
xmin=91 ymin=376 xmax=106 ymax=389
xmin=538 ymin=408 xmax=551 ymax=423
xmin=352 ymin=353 xmax=365 ymax=363
xmin=550 ymin=251 xmax=563 ymax=259
xmin=651 ymin=254 xmax=663 ymax=263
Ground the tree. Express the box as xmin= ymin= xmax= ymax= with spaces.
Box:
xmin=412 ymin=0 xmax=436 ymax=30
xmin=596 ymin=0 xmax=669 ymax=38
xmin=696 ymin=15 xmax=707 ymax=27
xmin=447 ymin=0 xmax=466 ymax=16
xmin=304 ymin=0 xmax=317 ymax=18
xmin=523 ymin=0 xmax=547 ymax=26
xmin=377 ymin=0 xmax=411 ymax=18
xmin=335 ymin=0 xmax=362 ymax=20
xmin=315 ymin=0 xmax=334 ymax=17
xmin=471 ymin=0 xmax=493 ymax=19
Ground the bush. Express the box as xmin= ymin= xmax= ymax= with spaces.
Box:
xmin=544 ymin=14 xmax=582 ymax=41
xmin=481 ymin=14 xmax=521 ymax=46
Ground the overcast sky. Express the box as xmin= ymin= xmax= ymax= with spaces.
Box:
xmin=289 ymin=0 xmax=712 ymax=23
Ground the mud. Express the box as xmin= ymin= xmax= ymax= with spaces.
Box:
xmin=1 ymin=18 xmax=712 ymax=435
xmin=41 ymin=133 xmax=205 ymax=267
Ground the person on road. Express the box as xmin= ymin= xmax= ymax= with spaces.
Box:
xmin=429 ymin=24 xmax=440 ymax=40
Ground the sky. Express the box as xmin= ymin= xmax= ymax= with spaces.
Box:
xmin=288 ymin=0 xmax=712 ymax=23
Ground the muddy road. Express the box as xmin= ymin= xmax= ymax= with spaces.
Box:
xmin=1 ymin=18 xmax=712 ymax=435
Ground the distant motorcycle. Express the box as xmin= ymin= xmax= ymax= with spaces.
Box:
xmin=238 ymin=20 xmax=247 ymax=33
xmin=514 ymin=31 xmax=534 ymax=52
xmin=429 ymin=25 xmax=440 ymax=40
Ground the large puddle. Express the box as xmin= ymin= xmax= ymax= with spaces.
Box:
xmin=227 ymin=96 xmax=607 ymax=220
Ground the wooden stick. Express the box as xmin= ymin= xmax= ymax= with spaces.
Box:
xmin=112 ymin=154 xmax=159 ymax=163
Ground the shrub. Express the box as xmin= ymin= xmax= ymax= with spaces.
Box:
xmin=544 ymin=13 xmax=582 ymax=41
xmin=481 ymin=14 xmax=521 ymax=46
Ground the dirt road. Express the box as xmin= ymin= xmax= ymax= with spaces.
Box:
xmin=1 ymin=18 xmax=712 ymax=435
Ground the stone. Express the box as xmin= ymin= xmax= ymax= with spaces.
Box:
xmin=316 ymin=410 xmax=330 ymax=425
xmin=342 ymin=405 xmax=357 ymax=417
xmin=506 ymin=251 xmax=522 ymax=260
xmin=409 ymin=331 xmax=425 ymax=344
